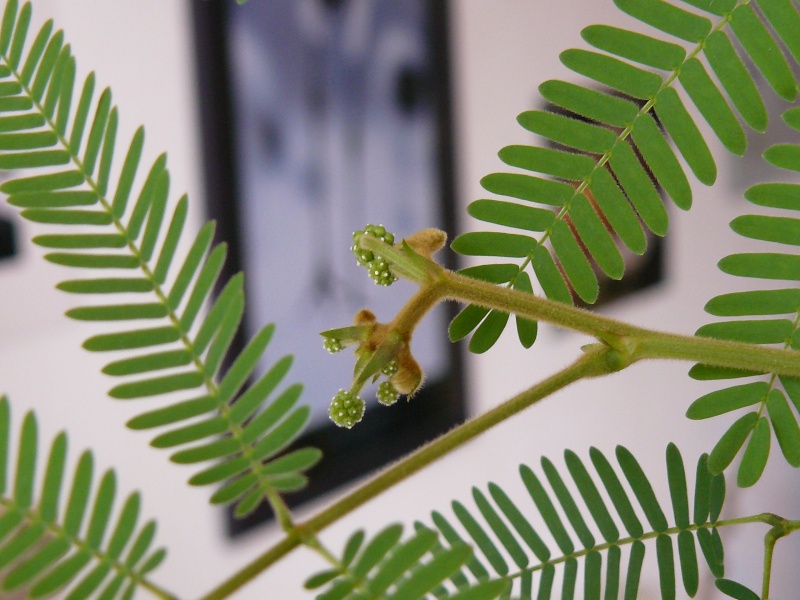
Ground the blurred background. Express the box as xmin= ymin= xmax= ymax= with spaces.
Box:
xmin=0 ymin=0 xmax=798 ymax=597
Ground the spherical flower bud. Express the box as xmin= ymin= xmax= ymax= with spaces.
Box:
xmin=351 ymin=246 xmax=374 ymax=267
xmin=329 ymin=390 xmax=365 ymax=429
xmin=369 ymin=257 xmax=397 ymax=286
xmin=364 ymin=224 xmax=394 ymax=245
xmin=381 ymin=359 xmax=399 ymax=377
xmin=377 ymin=381 xmax=399 ymax=406
xmin=323 ymin=338 xmax=343 ymax=354
xmin=352 ymin=224 xmax=398 ymax=286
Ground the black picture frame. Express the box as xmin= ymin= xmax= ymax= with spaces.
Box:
xmin=190 ymin=0 xmax=463 ymax=537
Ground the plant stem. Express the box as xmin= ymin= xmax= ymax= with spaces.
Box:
xmin=198 ymin=535 xmax=300 ymax=600
xmin=307 ymin=347 xmax=614 ymax=532
xmin=199 ymin=350 xmax=609 ymax=599
xmin=389 ymin=281 xmax=448 ymax=339
xmin=440 ymin=269 xmax=800 ymax=377
xmin=761 ymin=518 xmax=800 ymax=599
xmin=504 ymin=512 xmax=784 ymax=579
xmin=763 ymin=528 xmax=777 ymax=600
xmin=205 ymin=242 xmax=800 ymax=598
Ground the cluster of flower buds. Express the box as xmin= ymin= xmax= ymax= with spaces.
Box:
xmin=351 ymin=224 xmax=398 ymax=286
xmin=322 ymin=308 xmax=423 ymax=428
xmin=324 ymin=225 xmax=448 ymax=428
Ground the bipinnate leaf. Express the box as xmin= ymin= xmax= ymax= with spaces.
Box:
xmin=729 ymin=5 xmax=796 ymax=102
xmin=309 ymin=524 xmax=497 ymax=600
xmin=0 ymin=0 xmax=319 ymax=518
xmin=0 ymin=395 xmax=166 ymax=598
xmin=421 ymin=445 xmax=725 ymax=599
xmin=513 ymin=272 xmax=538 ymax=348
xmin=686 ymin=383 xmax=768 ymax=420
xmin=581 ymin=25 xmax=685 ymax=70
xmin=694 ymin=122 xmax=800 ymax=486
xmin=468 ymin=310 xmax=508 ymax=355
xmin=452 ymin=0 xmax=800 ymax=354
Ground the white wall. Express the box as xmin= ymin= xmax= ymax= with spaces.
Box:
xmin=0 ymin=0 xmax=798 ymax=598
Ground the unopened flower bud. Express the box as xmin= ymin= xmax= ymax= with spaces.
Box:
xmin=381 ymin=359 xmax=399 ymax=377
xmin=404 ymin=228 xmax=447 ymax=259
xmin=351 ymin=224 xmax=398 ymax=286
xmin=377 ymin=381 xmax=399 ymax=406
xmin=353 ymin=309 xmax=377 ymax=327
xmin=323 ymin=338 xmax=343 ymax=353
xmin=329 ymin=390 xmax=365 ymax=428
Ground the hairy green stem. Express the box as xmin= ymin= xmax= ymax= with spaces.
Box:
xmin=440 ymin=269 xmax=800 ymax=377
xmin=761 ymin=518 xmax=800 ymax=599
xmin=763 ymin=528 xmax=778 ymax=600
xmin=199 ymin=350 xmax=609 ymax=599
xmin=307 ymin=347 xmax=615 ymax=532
xmin=198 ymin=535 xmax=300 ymax=600
xmin=389 ymin=281 xmax=448 ymax=339
xmin=368 ymin=239 xmax=800 ymax=380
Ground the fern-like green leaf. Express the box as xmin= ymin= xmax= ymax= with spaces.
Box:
xmin=690 ymin=120 xmax=800 ymax=487
xmin=422 ymin=444 xmax=725 ymax=599
xmin=0 ymin=395 xmax=166 ymax=599
xmin=305 ymin=524 xmax=510 ymax=600
xmin=451 ymin=0 xmax=798 ymax=352
xmin=0 ymin=0 xmax=319 ymax=518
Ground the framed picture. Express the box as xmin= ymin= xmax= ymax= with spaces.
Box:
xmin=191 ymin=0 xmax=463 ymax=536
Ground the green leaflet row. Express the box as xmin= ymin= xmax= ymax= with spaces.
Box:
xmin=689 ymin=109 xmax=800 ymax=487
xmin=0 ymin=396 xmax=165 ymax=599
xmin=450 ymin=0 xmax=800 ymax=353
xmin=0 ymin=0 xmax=318 ymax=518
xmin=305 ymin=444 xmax=727 ymax=600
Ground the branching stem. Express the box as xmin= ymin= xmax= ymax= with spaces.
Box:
xmin=199 ymin=350 xmax=607 ymax=599
xmin=360 ymin=234 xmax=800 ymax=382
xmin=439 ymin=262 xmax=800 ymax=378
xmin=761 ymin=518 xmax=800 ymax=599
xmin=196 ymin=239 xmax=800 ymax=599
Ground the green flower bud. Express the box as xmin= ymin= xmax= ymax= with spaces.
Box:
xmin=369 ymin=257 xmax=397 ymax=286
xmin=352 ymin=224 xmax=398 ymax=286
xmin=377 ymin=381 xmax=399 ymax=406
xmin=381 ymin=359 xmax=399 ymax=377
xmin=323 ymin=337 xmax=343 ymax=354
xmin=329 ymin=390 xmax=365 ymax=429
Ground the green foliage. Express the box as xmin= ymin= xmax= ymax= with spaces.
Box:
xmin=305 ymin=524 xmax=511 ymax=600
xmin=687 ymin=112 xmax=800 ymax=487
xmin=2 ymin=0 xmax=800 ymax=597
xmin=418 ymin=444 xmax=725 ymax=599
xmin=0 ymin=396 xmax=165 ymax=599
xmin=716 ymin=578 xmax=760 ymax=600
xmin=0 ymin=0 xmax=319 ymax=519
xmin=305 ymin=445 xmax=727 ymax=600
xmin=450 ymin=0 xmax=800 ymax=353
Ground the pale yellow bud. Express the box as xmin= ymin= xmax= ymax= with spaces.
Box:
xmin=353 ymin=309 xmax=377 ymax=327
xmin=403 ymin=228 xmax=447 ymax=259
